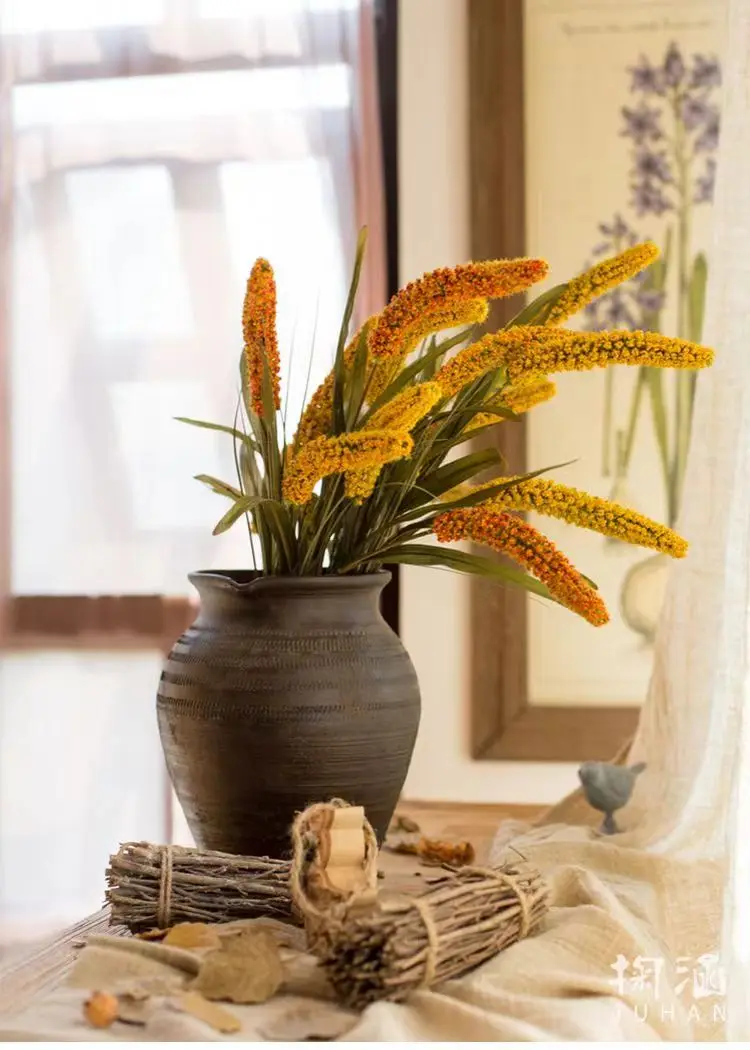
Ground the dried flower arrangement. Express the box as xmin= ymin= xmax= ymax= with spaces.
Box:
xmin=178 ymin=231 xmax=713 ymax=625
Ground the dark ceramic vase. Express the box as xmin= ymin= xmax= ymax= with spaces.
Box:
xmin=157 ymin=570 xmax=420 ymax=858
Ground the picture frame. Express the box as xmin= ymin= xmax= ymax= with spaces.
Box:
xmin=467 ymin=0 xmax=721 ymax=760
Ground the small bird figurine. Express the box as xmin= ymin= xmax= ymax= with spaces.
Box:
xmin=578 ymin=760 xmax=646 ymax=834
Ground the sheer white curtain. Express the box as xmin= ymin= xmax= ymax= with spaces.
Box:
xmin=0 ymin=0 xmax=384 ymax=939
xmin=625 ymin=0 xmax=750 ymax=1036
xmin=6 ymin=0 xmax=384 ymax=593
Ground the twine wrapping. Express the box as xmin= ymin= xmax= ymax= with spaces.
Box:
xmin=157 ymin=846 xmax=173 ymax=930
xmin=290 ymin=798 xmax=379 ymax=930
xmin=465 ymin=865 xmax=532 ymax=937
xmin=404 ymin=896 xmax=439 ymax=988
xmin=395 ymin=866 xmax=531 ymax=991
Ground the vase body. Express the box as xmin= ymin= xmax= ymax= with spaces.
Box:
xmin=157 ymin=570 xmax=420 ymax=857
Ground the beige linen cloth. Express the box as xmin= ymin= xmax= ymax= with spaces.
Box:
xmin=1 ymin=0 xmax=746 ymax=1037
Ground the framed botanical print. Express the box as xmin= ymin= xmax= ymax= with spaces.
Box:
xmin=468 ymin=0 xmax=725 ymax=760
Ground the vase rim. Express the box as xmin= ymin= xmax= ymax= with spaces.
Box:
xmin=188 ymin=569 xmax=392 ymax=594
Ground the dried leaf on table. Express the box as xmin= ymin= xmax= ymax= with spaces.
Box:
xmin=386 ymin=839 xmax=418 ymax=857
xmin=217 ymin=917 xmax=306 ymax=952
xmin=192 ymin=928 xmax=283 ymax=1004
xmin=69 ymin=948 xmax=188 ymax=994
xmin=116 ymin=994 xmax=158 ymax=1026
xmin=135 ymin=928 xmax=167 ymax=941
xmin=164 ymin=922 xmax=222 ymax=951
xmin=83 ymin=934 xmax=202 ymax=974
xmin=83 ymin=990 xmax=119 ymax=1029
xmin=259 ymin=1001 xmax=358 ymax=1042
xmin=280 ymin=948 xmax=337 ymax=1001
xmin=388 ymin=814 xmax=421 ymax=835
xmin=173 ymin=990 xmax=242 ymax=1034
xmin=386 ymin=836 xmax=476 ymax=867
xmin=112 ymin=975 xmax=184 ymax=999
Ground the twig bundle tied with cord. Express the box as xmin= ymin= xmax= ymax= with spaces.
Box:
xmin=105 ymin=842 xmax=295 ymax=933
xmin=309 ymin=863 xmax=549 ymax=1009
xmin=290 ymin=801 xmax=550 ymax=1009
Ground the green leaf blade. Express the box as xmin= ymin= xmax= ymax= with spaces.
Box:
xmin=176 ymin=417 xmax=260 ymax=453
xmin=688 ymin=251 xmax=708 ymax=343
xmin=212 ymin=496 xmax=262 ymax=535
xmin=403 ymin=448 xmax=503 ymax=509
xmin=333 ymin=228 xmax=368 ymax=434
xmin=346 ymin=322 xmax=371 ymax=428
xmin=356 ymin=543 xmax=555 ymax=601
xmin=365 ymin=325 xmax=478 ymax=417
xmin=195 ymin=474 xmax=244 ymax=501
xmin=396 ymin=460 xmax=575 ymax=524
xmin=505 ymin=282 xmax=569 ymax=329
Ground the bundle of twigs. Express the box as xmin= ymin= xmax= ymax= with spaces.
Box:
xmin=105 ymin=842 xmax=296 ymax=932
xmin=310 ymin=863 xmax=549 ymax=1009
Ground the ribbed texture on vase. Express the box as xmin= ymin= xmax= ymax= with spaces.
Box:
xmin=157 ymin=571 xmax=420 ymax=857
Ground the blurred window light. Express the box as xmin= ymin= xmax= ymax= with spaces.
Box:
xmin=13 ymin=66 xmax=350 ymax=128
xmin=1 ymin=0 xmax=359 ymax=34
xmin=1 ymin=0 xmax=165 ymax=33
xmin=198 ymin=0 xmax=359 ymax=14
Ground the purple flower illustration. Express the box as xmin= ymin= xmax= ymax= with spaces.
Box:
xmin=681 ymin=95 xmax=713 ymax=131
xmin=662 ymin=42 xmax=685 ymax=88
xmin=695 ymin=107 xmax=720 ymax=152
xmin=599 ymin=216 xmax=627 ymax=239
xmin=629 ymin=55 xmax=663 ymax=95
xmin=690 ymin=54 xmax=721 ymax=90
xmin=633 ymin=148 xmax=672 ymax=183
xmin=631 ymin=180 xmax=672 ymax=217
xmin=583 ymin=43 xmax=721 ymax=598
xmin=599 ymin=214 xmax=636 ymax=242
xmin=621 ymin=103 xmax=662 ymax=143
xmin=601 ymin=290 xmax=638 ymax=329
xmin=583 ymin=215 xmax=647 ymax=332
xmin=695 ymin=158 xmax=717 ymax=204
xmin=584 ymin=286 xmax=638 ymax=332
xmin=635 ymin=286 xmax=666 ymax=315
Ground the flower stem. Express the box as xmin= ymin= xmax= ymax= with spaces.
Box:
xmin=669 ymin=89 xmax=693 ymax=526
xmin=602 ymin=368 xmax=614 ymax=476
